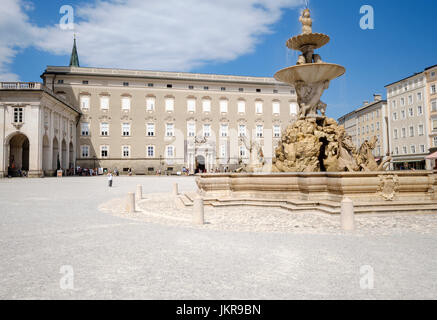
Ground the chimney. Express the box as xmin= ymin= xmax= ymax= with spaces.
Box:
xmin=373 ymin=94 xmax=382 ymax=102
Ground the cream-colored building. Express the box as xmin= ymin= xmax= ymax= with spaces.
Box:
xmin=338 ymin=94 xmax=389 ymax=159
xmin=0 ymin=82 xmax=80 ymax=178
xmin=40 ymin=64 xmax=297 ymax=174
xmin=386 ymin=69 xmax=431 ymax=170
xmin=425 ymin=65 xmax=437 ymax=158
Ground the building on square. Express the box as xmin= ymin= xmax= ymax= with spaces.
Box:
xmin=424 ymin=65 xmax=437 ymax=168
xmin=338 ymin=94 xmax=389 ymax=160
xmin=0 ymin=82 xmax=80 ymax=178
xmin=385 ymin=68 xmax=431 ymax=170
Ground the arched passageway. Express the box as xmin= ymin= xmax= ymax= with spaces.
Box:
xmin=8 ymin=133 xmax=29 ymax=177
xmin=52 ymin=137 xmax=59 ymax=171
xmin=61 ymin=140 xmax=67 ymax=169
xmin=195 ymin=155 xmax=206 ymax=173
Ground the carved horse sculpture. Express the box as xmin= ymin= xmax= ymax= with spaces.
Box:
xmin=358 ymin=136 xmax=392 ymax=171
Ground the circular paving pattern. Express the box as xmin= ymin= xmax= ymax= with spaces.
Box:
xmin=99 ymin=193 xmax=437 ymax=235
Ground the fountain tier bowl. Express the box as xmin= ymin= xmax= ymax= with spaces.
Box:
xmin=286 ymin=33 xmax=330 ymax=51
xmin=274 ymin=63 xmax=345 ymax=85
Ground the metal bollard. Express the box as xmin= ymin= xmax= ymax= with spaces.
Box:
xmin=136 ymin=185 xmax=142 ymax=201
xmin=341 ymin=198 xmax=355 ymax=231
xmin=126 ymin=192 xmax=135 ymax=213
xmin=193 ymin=197 xmax=204 ymax=225
xmin=173 ymin=183 xmax=179 ymax=196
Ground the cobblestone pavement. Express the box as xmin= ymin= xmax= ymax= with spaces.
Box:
xmin=0 ymin=176 xmax=436 ymax=299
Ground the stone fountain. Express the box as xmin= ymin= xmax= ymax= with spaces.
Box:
xmin=185 ymin=8 xmax=437 ymax=215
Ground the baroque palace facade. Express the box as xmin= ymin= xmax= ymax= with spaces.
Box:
xmin=41 ymin=66 xmax=297 ymax=174
xmin=0 ymin=40 xmax=298 ymax=177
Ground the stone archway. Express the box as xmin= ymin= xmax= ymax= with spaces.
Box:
xmin=52 ymin=137 xmax=59 ymax=171
xmin=7 ymin=133 xmax=29 ymax=176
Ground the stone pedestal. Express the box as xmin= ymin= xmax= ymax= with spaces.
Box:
xmin=126 ymin=192 xmax=135 ymax=213
xmin=173 ymin=183 xmax=179 ymax=196
xmin=341 ymin=198 xmax=355 ymax=231
xmin=193 ymin=197 xmax=204 ymax=225
xmin=136 ymin=185 xmax=142 ymax=201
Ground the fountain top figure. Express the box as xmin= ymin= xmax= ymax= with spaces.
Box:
xmin=272 ymin=8 xmax=390 ymax=172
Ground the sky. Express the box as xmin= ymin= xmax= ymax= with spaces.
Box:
xmin=1 ymin=0 xmax=436 ymax=119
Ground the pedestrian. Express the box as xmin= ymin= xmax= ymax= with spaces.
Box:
xmin=107 ymin=171 xmax=113 ymax=187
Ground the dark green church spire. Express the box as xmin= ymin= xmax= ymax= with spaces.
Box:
xmin=69 ymin=35 xmax=80 ymax=67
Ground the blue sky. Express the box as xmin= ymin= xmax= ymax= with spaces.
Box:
xmin=2 ymin=0 xmax=437 ymax=119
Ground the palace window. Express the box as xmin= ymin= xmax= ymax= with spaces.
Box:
xmin=238 ymin=101 xmax=246 ymax=113
xmin=147 ymin=145 xmax=155 ymax=158
xmin=123 ymin=82 xmax=129 ymax=87
xmin=431 ymin=85 xmax=436 ymax=94
xmin=165 ymin=98 xmax=174 ymax=112
xmin=411 ymin=145 xmax=416 ymax=154
xmin=408 ymin=95 xmax=413 ymax=105
xmin=239 ymin=146 xmax=247 ymax=157
xmin=202 ymin=100 xmax=211 ymax=113
xmin=220 ymin=100 xmax=228 ymax=113
xmin=187 ymin=123 xmax=196 ymax=137
xmin=401 ymin=128 xmax=406 ymax=138
xmin=203 ymin=124 xmax=211 ymax=137
xmin=420 ymin=145 xmax=425 ymax=153
xmin=147 ymin=123 xmax=155 ymax=137
xmin=274 ymin=125 xmax=281 ymax=138
xmin=122 ymin=146 xmax=130 ymax=158
xmin=418 ymin=105 xmax=423 ymax=115
xmin=100 ymin=96 xmax=109 ymax=110
xmin=101 ymin=146 xmax=109 ymax=158
xmin=100 ymin=122 xmax=109 ymax=136
xmin=81 ymin=122 xmax=89 ymax=136
xmin=239 ymin=124 xmax=246 ymax=137
xmin=408 ymin=108 xmax=414 ymax=117
xmin=146 ymin=97 xmax=155 ymax=111
xmin=290 ymin=102 xmax=298 ymax=116
xmin=81 ymin=145 xmax=89 ymax=158
xmin=393 ymin=112 xmax=398 ymax=121
xmin=401 ymin=110 xmax=406 ymax=119
xmin=256 ymin=125 xmax=264 ymax=138
xmin=166 ymin=123 xmax=174 ymax=137
xmin=432 ymin=100 xmax=437 ymax=112
xmin=403 ymin=146 xmax=407 ymax=154
xmin=220 ymin=124 xmax=228 ymax=137
xmin=432 ymin=119 xmax=437 ymax=131
xmin=409 ymin=126 xmax=414 ymax=137
xmin=80 ymin=96 xmax=90 ymax=110
xmin=272 ymin=102 xmax=280 ymax=115
xmin=13 ymin=107 xmax=23 ymax=123
xmin=417 ymin=92 xmax=422 ymax=101
xmin=220 ymin=144 xmax=227 ymax=158
xmin=166 ymin=145 xmax=175 ymax=158
xmin=187 ymin=99 xmax=196 ymax=112
xmin=434 ymin=137 xmax=437 ymax=147
xmin=255 ymin=101 xmax=263 ymax=114
xmin=121 ymin=97 xmax=131 ymax=111
xmin=122 ymin=123 xmax=131 ymax=136
xmin=418 ymin=124 xmax=424 ymax=136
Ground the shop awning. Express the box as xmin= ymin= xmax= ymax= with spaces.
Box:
xmin=426 ymin=151 xmax=437 ymax=160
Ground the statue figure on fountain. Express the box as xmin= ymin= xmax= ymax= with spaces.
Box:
xmin=236 ymin=136 xmax=266 ymax=173
xmin=295 ymin=80 xmax=329 ymax=119
xmin=299 ymin=9 xmax=312 ymax=34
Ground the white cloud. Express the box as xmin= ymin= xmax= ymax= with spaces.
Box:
xmin=0 ymin=0 xmax=303 ymax=80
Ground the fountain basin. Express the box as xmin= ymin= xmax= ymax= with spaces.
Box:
xmin=275 ymin=63 xmax=345 ymax=84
